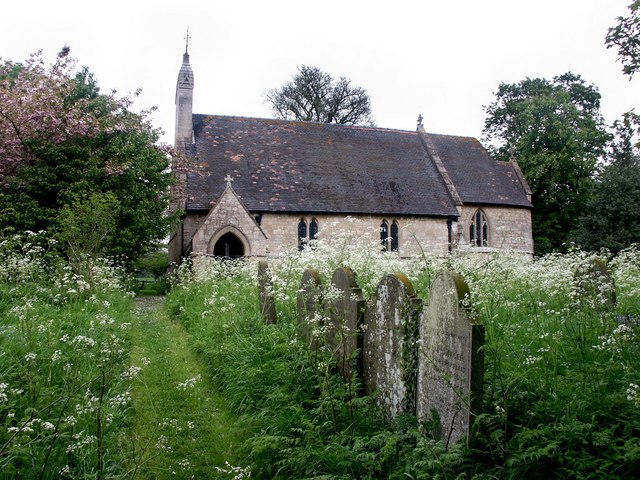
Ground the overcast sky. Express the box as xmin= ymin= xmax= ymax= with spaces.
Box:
xmin=1 ymin=0 xmax=638 ymax=145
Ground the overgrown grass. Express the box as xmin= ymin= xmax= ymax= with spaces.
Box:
xmin=2 ymin=228 xmax=639 ymax=478
xmin=167 ymin=235 xmax=640 ymax=479
xmin=0 ymin=232 xmax=136 ymax=478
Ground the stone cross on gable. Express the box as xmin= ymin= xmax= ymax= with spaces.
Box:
xmin=224 ymin=174 xmax=234 ymax=188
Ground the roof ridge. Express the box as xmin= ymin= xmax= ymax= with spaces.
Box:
xmin=192 ymin=113 xmax=423 ymax=135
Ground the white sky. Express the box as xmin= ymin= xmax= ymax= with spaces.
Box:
xmin=1 ymin=0 xmax=637 ymax=145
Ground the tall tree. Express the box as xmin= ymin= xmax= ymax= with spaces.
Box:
xmin=265 ymin=66 xmax=374 ymax=126
xmin=606 ymin=0 xmax=640 ymax=78
xmin=482 ymin=73 xmax=610 ymax=255
xmin=575 ymin=111 xmax=640 ymax=253
xmin=0 ymin=49 xmax=175 ymax=264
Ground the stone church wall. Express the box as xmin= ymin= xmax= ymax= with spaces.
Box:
xmin=457 ymin=205 xmax=533 ymax=253
xmin=180 ymin=206 xmax=532 ymax=260
xmin=256 ymin=213 xmax=450 ymax=257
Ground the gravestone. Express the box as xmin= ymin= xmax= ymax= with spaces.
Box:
xmin=326 ymin=267 xmax=365 ymax=382
xmin=297 ymin=268 xmax=324 ymax=350
xmin=257 ymin=260 xmax=277 ymax=324
xmin=363 ymin=273 xmax=421 ymax=417
xmin=417 ymin=270 xmax=483 ymax=448
xmin=573 ymin=257 xmax=616 ymax=308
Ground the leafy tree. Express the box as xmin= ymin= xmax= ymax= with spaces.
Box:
xmin=482 ymin=73 xmax=610 ymax=255
xmin=56 ymin=191 xmax=119 ymax=268
xmin=575 ymin=111 xmax=640 ymax=253
xmin=265 ymin=65 xmax=374 ymax=126
xmin=606 ymin=0 xmax=640 ymax=78
xmin=0 ymin=48 xmax=175 ymax=265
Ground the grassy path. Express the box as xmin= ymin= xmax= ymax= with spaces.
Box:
xmin=123 ymin=296 xmax=247 ymax=479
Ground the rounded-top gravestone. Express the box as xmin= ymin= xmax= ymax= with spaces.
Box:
xmin=417 ymin=270 xmax=483 ymax=448
xmin=363 ymin=273 xmax=421 ymax=417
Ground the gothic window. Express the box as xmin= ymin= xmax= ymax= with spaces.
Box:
xmin=380 ymin=220 xmax=389 ymax=251
xmin=381 ymin=219 xmax=400 ymax=252
xmin=469 ymin=210 xmax=488 ymax=247
xmin=298 ymin=218 xmax=319 ymax=250
xmin=309 ymin=218 xmax=319 ymax=241
xmin=298 ymin=218 xmax=307 ymax=251
xmin=390 ymin=221 xmax=399 ymax=252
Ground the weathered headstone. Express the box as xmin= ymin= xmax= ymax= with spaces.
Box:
xmin=297 ymin=268 xmax=324 ymax=350
xmin=573 ymin=257 xmax=616 ymax=308
xmin=257 ymin=260 xmax=277 ymax=324
xmin=326 ymin=267 xmax=365 ymax=382
xmin=363 ymin=273 xmax=421 ymax=417
xmin=417 ymin=270 xmax=483 ymax=448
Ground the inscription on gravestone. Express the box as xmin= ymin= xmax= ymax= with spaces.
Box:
xmin=417 ymin=270 xmax=483 ymax=448
xmin=363 ymin=273 xmax=421 ymax=417
xmin=257 ymin=260 xmax=277 ymax=324
xmin=326 ymin=267 xmax=365 ymax=382
xmin=297 ymin=268 xmax=323 ymax=350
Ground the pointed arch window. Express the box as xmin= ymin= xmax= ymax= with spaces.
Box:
xmin=390 ymin=221 xmax=399 ymax=252
xmin=298 ymin=217 xmax=319 ymax=250
xmin=380 ymin=220 xmax=389 ymax=251
xmin=381 ymin=219 xmax=400 ymax=252
xmin=469 ymin=210 xmax=488 ymax=247
xmin=309 ymin=218 xmax=319 ymax=241
xmin=298 ymin=218 xmax=307 ymax=251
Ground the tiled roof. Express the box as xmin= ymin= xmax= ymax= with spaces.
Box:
xmin=185 ymin=115 xmax=531 ymax=215
xmin=425 ymin=134 xmax=532 ymax=208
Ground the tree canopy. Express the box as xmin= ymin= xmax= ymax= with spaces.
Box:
xmin=575 ymin=111 xmax=640 ymax=253
xmin=606 ymin=0 xmax=640 ymax=78
xmin=0 ymin=49 xmax=175 ymax=265
xmin=482 ymin=73 xmax=610 ymax=255
xmin=265 ymin=66 xmax=374 ymax=126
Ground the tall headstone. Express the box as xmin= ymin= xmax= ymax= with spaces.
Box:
xmin=363 ymin=273 xmax=421 ymax=417
xmin=417 ymin=271 xmax=483 ymax=448
xmin=257 ymin=261 xmax=277 ymax=324
xmin=573 ymin=257 xmax=616 ymax=308
xmin=297 ymin=268 xmax=324 ymax=350
xmin=326 ymin=267 xmax=365 ymax=382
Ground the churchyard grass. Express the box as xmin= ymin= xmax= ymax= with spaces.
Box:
xmin=1 ymin=227 xmax=639 ymax=478
xmin=0 ymin=232 xmax=249 ymax=479
xmin=168 ymin=230 xmax=640 ymax=479
xmin=0 ymin=232 xmax=137 ymax=478
xmin=124 ymin=295 xmax=248 ymax=479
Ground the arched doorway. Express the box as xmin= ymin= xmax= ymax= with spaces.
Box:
xmin=213 ymin=232 xmax=245 ymax=259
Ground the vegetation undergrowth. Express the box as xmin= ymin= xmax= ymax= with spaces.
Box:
xmin=167 ymin=230 xmax=640 ymax=479
xmin=2 ymin=229 xmax=639 ymax=478
xmin=0 ymin=231 xmax=137 ymax=478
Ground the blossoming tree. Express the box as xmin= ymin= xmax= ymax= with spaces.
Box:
xmin=0 ymin=47 xmax=175 ymax=264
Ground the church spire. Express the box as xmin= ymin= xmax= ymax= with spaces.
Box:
xmin=175 ymin=30 xmax=194 ymax=151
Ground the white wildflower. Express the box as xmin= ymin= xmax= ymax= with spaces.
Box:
xmin=24 ymin=352 xmax=38 ymax=362
xmin=176 ymin=375 xmax=201 ymax=390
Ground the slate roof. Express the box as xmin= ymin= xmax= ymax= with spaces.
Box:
xmin=185 ymin=115 xmax=531 ymax=216
xmin=426 ymin=134 xmax=533 ymax=208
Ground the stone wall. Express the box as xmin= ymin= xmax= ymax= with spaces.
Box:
xmin=457 ymin=205 xmax=533 ymax=253
xmin=179 ymin=204 xmax=532 ymax=259
xmin=190 ymin=188 xmax=267 ymax=256
xmin=191 ymin=212 xmax=451 ymax=258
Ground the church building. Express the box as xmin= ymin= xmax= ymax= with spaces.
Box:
xmin=168 ymin=50 xmax=533 ymax=265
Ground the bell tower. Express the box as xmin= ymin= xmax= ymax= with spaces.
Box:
xmin=169 ymin=30 xmax=195 ymax=268
xmin=174 ymin=29 xmax=194 ymax=152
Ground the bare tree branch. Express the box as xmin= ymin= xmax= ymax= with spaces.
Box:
xmin=264 ymin=66 xmax=374 ymax=126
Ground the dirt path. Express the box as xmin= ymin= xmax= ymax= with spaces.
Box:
xmin=123 ymin=296 xmax=245 ymax=479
